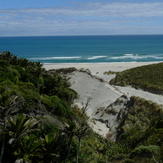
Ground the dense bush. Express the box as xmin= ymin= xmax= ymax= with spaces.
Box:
xmin=0 ymin=52 xmax=109 ymax=163
xmin=1 ymin=52 xmax=163 ymax=162
xmin=129 ymin=145 xmax=160 ymax=159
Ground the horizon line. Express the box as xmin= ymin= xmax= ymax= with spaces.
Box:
xmin=1 ymin=34 xmax=163 ymax=37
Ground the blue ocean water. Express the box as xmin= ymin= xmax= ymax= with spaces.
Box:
xmin=0 ymin=35 xmax=163 ymax=63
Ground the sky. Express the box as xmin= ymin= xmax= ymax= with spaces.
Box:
xmin=0 ymin=0 xmax=163 ymax=36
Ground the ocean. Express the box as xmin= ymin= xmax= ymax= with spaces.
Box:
xmin=0 ymin=35 xmax=163 ymax=64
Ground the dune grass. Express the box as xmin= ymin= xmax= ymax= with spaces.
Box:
xmin=109 ymin=62 xmax=163 ymax=94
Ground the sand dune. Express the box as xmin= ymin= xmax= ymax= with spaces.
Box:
xmin=44 ymin=62 xmax=163 ymax=139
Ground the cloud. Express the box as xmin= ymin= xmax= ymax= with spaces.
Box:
xmin=2 ymin=2 xmax=163 ymax=18
xmin=0 ymin=2 xmax=163 ymax=36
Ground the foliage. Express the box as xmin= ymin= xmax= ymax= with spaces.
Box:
xmin=0 ymin=52 xmax=108 ymax=163
xmin=122 ymin=96 xmax=163 ymax=131
xmin=13 ymin=135 xmax=42 ymax=163
xmin=129 ymin=145 xmax=160 ymax=159
xmin=122 ymin=158 xmax=135 ymax=163
xmin=7 ymin=114 xmax=38 ymax=144
xmin=109 ymin=62 xmax=163 ymax=93
xmin=104 ymin=70 xmax=120 ymax=75
xmin=1 ymin=52 xmax=163 ymax=162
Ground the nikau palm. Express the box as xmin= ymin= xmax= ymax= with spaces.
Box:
xmin=14 ymin=135 xmax=42 ymax=163
xmin=75 ymin=123 xmax=90 ymax=163
xmin=61 ymin=120 xmax=90 ymax=163
xmin=0 ymin=88 xmax=20 ymax=163
xmin=7 ymin=114 xmax=38 ymax=144
xmin=41 ymin=134 xmax=60 ymax=162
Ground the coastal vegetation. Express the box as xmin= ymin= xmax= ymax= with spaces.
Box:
xmin=1 ymin=52 xmax=163 ymax=162
xmin=109 ymin=62 xmax=163 ymax=93
xmin=104 ymin=70 xmax=120 ymax=75
xmin=0 ymin=51 xmax=100 ymax=163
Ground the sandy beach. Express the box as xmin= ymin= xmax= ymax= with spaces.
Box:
xmin=44 ymin=62 xmax=156 ymax=81
xmin=44 ymin=62 xmax=163 ymax=139
xmin=44 ymin=62 xmax=155 ymax=73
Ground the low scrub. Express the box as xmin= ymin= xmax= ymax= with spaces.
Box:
xmin=109 ymin=62 xmax=163 ymax=93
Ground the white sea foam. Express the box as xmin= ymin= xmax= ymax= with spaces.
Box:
xmin=153 ymin=56 xmax=163 ymax=59
xmin=30 ymin=54 xmax=163 ymax=63
xmin=87 ymin=56 xmax=107 ymax=60
xmin=30 ymin=56 xmax=81 ymax=60
xmin=110 ymin=54 xmax=157 ymax=60
xmin=124 ymin=54 xmax=134 ymax=56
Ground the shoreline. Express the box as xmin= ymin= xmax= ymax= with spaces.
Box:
xmin=43 ymin=62 xmax=158 ymax=75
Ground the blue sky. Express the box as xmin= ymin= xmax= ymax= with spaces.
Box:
xmin=1 ymin=0 xmax=163 ymax=36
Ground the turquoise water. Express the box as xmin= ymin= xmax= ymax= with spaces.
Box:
xmin=0 ymin=35 xmax=163 ymax=63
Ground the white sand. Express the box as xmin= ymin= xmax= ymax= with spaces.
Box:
xmin=44 ymin=62 xmax=155 ymax=82
xmin=44 ymin=62 xmax=155 ymax=73
xmin=44 ymin=62 xmax=163 ymax=138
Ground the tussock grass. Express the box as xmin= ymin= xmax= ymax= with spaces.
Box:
xmin=104 ymin=70 xmax=120 ymax=75
xmin=123 ymin=96 xmax=163 ymax=131
xmin=109 ymin=62 xmax=163 ymax=94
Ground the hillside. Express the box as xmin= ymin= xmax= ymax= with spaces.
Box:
xmin=51 ymin=65 xmax=163 ymax=162
xmin=109 ymin=62 xmax=163 ymax=94
xmin=1 ymin=52 xmax=163 ymax=163
xmin=0 ymin=52 xmax=109 ymax=163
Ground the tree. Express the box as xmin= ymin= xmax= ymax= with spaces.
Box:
xmin=129 ymin=145 xmax=160 ymax=163
xmin=75 ymin=122 xmax=90 ymax=163
xmin=61 ymin=120 xmax=78 ymax=162
xmin=32 ymin=61 xmax=44 ymax=93
xmin=4 ymin=114 xmax=40 ymax=163
xmin=0 ymin=88 xmax=20 ymax=163
xmin=41 ymin=134 xmax=60 ymax=162
xmin=0 ymin=51 xmax=13 ymax=62
xmin=14 ymin=135 xmax=42 ymax=163
xmin=7 ymin=114 xmax=38 ymax=144
xmin=61 ymin=119 xmax=90 ymax=163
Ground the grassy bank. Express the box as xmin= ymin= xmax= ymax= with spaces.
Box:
xmin=109 ymin=62 xmax=163 ymax=93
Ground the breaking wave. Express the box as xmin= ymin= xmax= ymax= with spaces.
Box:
xmin=29 ymin=54 xmax=163 ymax=63
xmin=87 ymin=56 xmax=108 ymax=60
xmin=109 ymin=54 xmax=163 ymax=60
xmin=30 ymin=56 xmax=82 ymax=60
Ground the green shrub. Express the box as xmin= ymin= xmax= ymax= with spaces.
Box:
xmin=109 ymin=62 xmax=163 ymax=93
xmin=129 ymin=145 xmax=160 ymax=159
xmin=111 ymin=153 xmax=129 ymax=161
xmin=122 ymin=158 xmax=135 ymax=163
xmin=104 ymin=71 xmax=119 ymax=75
xmin=97 ymin=160 xmax=109 ymax=163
